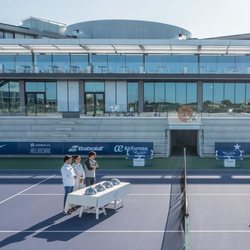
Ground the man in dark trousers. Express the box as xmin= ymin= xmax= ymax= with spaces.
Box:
xmin=84 ymin=151 xmax=99 ymax=186
xmin=61 ymin=155 xmax=76 ymax=215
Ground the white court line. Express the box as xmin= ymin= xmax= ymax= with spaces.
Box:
xmin=18 ymin=193 xmax=250 ymax=196
xmin=0 ymin=230 xmax=250 ymax=233
xmin=0 ymin=175 xmax=56 ymax=205
xmin=101 ymin=175 xmax=172 ymax=179
xmin=232 ymin=176 xmax=250 ymax=179
xmin=19 ymin=193 xmax=63 ymax=196
xmin=0 ymin=230 xmax=181 ymax=233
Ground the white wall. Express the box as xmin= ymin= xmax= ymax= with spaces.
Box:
xmin=57 ymin=81 xmax=68 ymax=111
xmin=105 ymin=81 xmax=116 ymax=112
xmin=116 ymin=81 xmax=127 ymax=112
xmin=68 ymin=81 xmax=79 ymax=111
xmin=57 ymin=81 xmax=79 ymax=111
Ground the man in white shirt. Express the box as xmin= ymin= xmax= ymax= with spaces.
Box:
xmin=61 ymin=155 xmax=76 ymax=215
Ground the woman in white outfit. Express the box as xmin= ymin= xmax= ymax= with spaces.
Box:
xmin=72 ymin=155 xmax=85 ymax=191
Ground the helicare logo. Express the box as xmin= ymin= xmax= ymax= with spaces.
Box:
xmin=114 ymin=145 xmax=124 ymax=153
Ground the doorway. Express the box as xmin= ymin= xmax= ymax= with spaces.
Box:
xmin=25 ymin=92 xmax=45 ymax=115
xmin=85 ymin=92 xmax=104 ymax=116
xmin=170 ymin=130 xmax=198 ymax=156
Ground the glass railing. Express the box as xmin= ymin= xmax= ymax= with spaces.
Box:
xmin=1 ymin=53 xmax=250 ymax=74
xmin=3 ymin=103 xmax=250 ymax=118
xmin=1 ymin=65 xmax=250 ymax=74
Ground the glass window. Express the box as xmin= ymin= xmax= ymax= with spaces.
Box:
xmin=144 ymin=83 xmax=154 ymax=103
xmin=15 ymin=33 xmax=25 ymax=38
xmin=165 ymin=83 xmax=176 ymax=104
xmin=176 ymin=83 xmax=187 ymax=104
xmin=214 ymin=83 xmax=224 ymax=104
xmin=224 ymin=83 xmax=235 ymax=104
xmin=203 ymin=83 xmax=213 ymax=102
xmin=235 ymin=56 xmax=250 ymax=74
xmin=70 ymin=54 xmax=88 ymax=73
xmin=52 ymin=54 xmax=70 ymax=73
xmin=180 ymin=55 xmax=198 ymax=73
xmin=200 ymin=56 xmax=218 ymax=74
xmin=4 ymin=32 xmax=14 ymax=38
xmin=9 ymin=82 xmax=20 ymax=112
xmin=155 ymin=83 xmax=165 ymax=102
xmin=126 ymin=55 xmax=143 ymax=73
xmin=0 ymin=30 xmax=4 ymax=39
xmin=25 ymin=82 xmax=45 ymax=92
xmin=246 ymin=83 xmax=250 ymax=104
xmin=144 ymin=83 xmax=154 ymax=111
xmin=145 ymin=55 xmax=163 ymax=73
xmin=127 ymin=82 xmax=138 ymax=112
xmin=187 ymin=83 xmax=197 ymax=104
xmin=108 ymin=54 xmax=126 ymax=73
xmin=24 ymin=35 xmax=34 ymax=39
xmin=91 ymin=54 xmax=108 ymax=73
xmin=85 ymin=82 xmax=104 ymax=92
xmin=0 ymin=54 xmax=15 ymax=73
xmin=218 ymin=56 xmax=236 ymax=73
xmin=35 ymin=54 xmax=52 ymax=73
xmin=0 ymin=81 xmax=10 ymax=111
xmin=235 ymin=83 xmax=245 ymax=104
xmin=0 ymin=81 xmax=20 ymax=112
xmin=45 ymin=82 xmax=57 ymax=112
xmin=16 ymin=54 xmax=33 ymax=73
xmin=164 ymin=55 xmax=180 ymax=73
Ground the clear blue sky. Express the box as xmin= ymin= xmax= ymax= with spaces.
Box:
xmin=1 ymin=0 xmax=249 ymax=38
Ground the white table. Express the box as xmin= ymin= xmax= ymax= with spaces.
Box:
xmin=65 ymin=182 xmax=130 ymax=219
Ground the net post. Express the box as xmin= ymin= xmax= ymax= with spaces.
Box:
xmin=183 ymin=147 xmax=190 ymax=250
xmin=184 ymin=214 xmax=190 ymax=250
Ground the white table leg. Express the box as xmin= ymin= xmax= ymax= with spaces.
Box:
xmin=96 ymin=207 xmax=99 ymax=220
xmin=79 ymin=206 xmax=83 ymax=218
xmin=103 ymin=207 xmax=107 ymax=216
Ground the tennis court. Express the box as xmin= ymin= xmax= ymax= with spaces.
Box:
xmin=1 ymin=160 xmax=250 ymax=250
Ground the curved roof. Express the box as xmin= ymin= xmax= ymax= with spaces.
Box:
xmin=66 ymin=19 xmax=191 ymax=40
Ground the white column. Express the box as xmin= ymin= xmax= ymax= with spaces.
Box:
xmin=57 ymin=80 xmax=68 ymax=111
xmin=68 ymin=81 xmax=79 ymax=111
xmin=116 ymin=81 xmax=127 ymax=112
xmin=105 ymin=81 xmax=116 ymax=112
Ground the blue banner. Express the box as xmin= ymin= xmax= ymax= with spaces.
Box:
xmin=0 ymin=142 xmax=153 ymax=155
xmin=215 ymin=142 xmax=250 ymax=154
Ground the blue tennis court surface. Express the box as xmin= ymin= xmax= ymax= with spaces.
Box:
xmin=1 ymin=169 xmax=250 ymax=250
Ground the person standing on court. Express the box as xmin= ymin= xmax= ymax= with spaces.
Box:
xmin=72 ymin=155 xmax=85 ymax=191
xmin=61 ymin=155 xmax=76 ymax=214
xmin=84 ymin=151 xmax=99 ymax=186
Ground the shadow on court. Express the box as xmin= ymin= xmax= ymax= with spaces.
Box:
xmin=161 ymin=172 xmax=184 ymax=250
xmin=0 ymin=209 xmax=116 ymax=248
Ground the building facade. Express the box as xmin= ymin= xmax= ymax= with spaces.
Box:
xmin=1 ymin=17 xmax=250 ymax=157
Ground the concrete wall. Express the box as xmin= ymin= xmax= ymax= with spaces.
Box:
xmin=201 ymin=117 xmax=250 ymax=156
xmin=0 ymin=117 xmax=168 ymax=156
xmin=1 ymin=116 xmax=250 ymax=157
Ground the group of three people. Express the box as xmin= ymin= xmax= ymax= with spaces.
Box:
xmin=60 ymin=151 xmax=99 ymax=215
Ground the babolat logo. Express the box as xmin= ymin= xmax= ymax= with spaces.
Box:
xmin=114 ymin=145 xmax=124 ymax=152
xmin=68 ymin=145 xmax=79 ymax=152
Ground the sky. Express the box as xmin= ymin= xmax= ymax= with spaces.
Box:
xmin=1 ymin=0 xmax=250 ymax=38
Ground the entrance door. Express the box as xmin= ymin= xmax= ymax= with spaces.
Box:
xmin=85 ymin=92 xmax=104 ymax=116
xmin=171 ymin=130 xmax=198 ymax=156
xmin=26 ymin=93 xmax=45 ymax=115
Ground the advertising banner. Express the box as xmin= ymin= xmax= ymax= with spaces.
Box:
xmin=0 ymin=142 xmax=153 ymax=155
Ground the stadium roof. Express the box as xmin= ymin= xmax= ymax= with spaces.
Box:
xmin=1 ymin=39 xmax=250 ymax=54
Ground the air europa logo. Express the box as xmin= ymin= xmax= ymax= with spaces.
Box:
xmin=114 ymin=145 xmax=124 ymax=152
